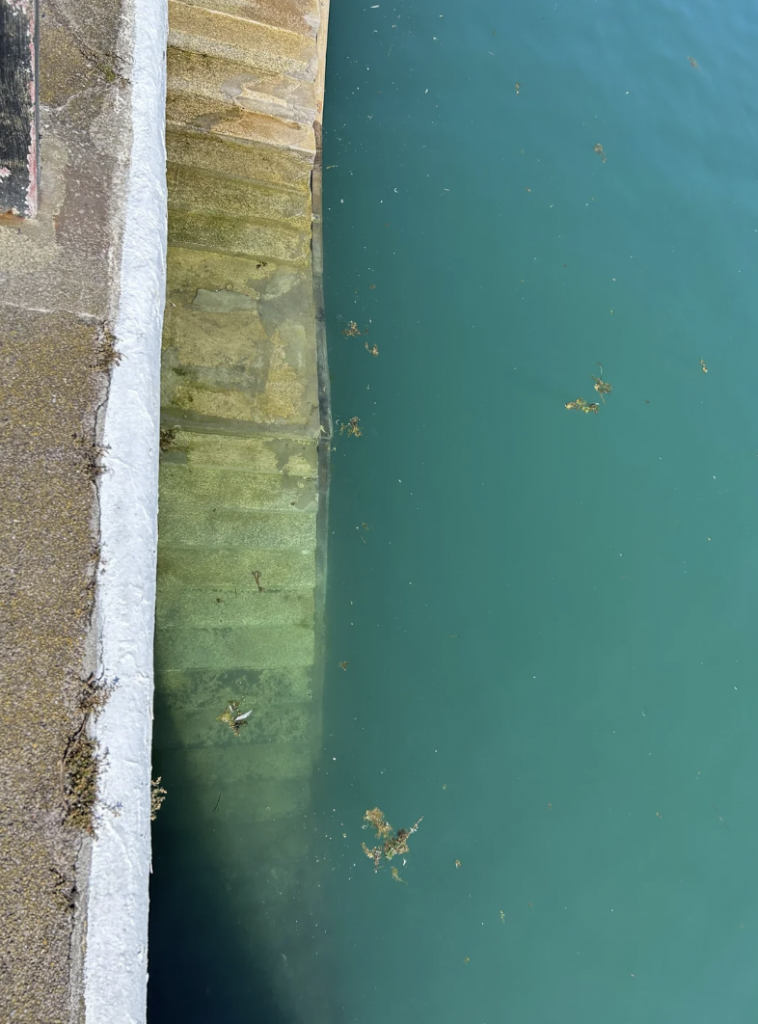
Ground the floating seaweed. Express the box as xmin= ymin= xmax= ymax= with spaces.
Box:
xmin=361 ymin=807 xmax=423 ymax=874
xmin=565 ymin=398 xmax=600 ymax=415
xmin=339 ymin=417 xmax=363 ymax=437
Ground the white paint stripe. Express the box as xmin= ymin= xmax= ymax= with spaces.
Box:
xmin=83 ymin=0 xmax=167 ymax=1020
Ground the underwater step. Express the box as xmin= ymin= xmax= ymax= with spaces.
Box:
xmin=157 ymin=545 xmax=315 ymax=588
xmin=153 ymin=700 xmax=314 ymax=750
xmin=160 ymin=427 xmax=318 ymax=475
xmin=155 ymin=623 xmax=315 ymax=672
xmin=157 ymin=741 xmax=315 ymax=789
xmin=155 ymin=587 xmax=315 ymax=629
xmin=157 ymin=774 xmax=311 ymax=825
xmin=159 ymin=462 xmax=318 ymax=512
xmin=155 ymin=665 xmax=315 ymax=711
xmin=158 ymin=508 xmax=316 ymax=548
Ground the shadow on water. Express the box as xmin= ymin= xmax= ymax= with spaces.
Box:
xmin=147 ymin=700 xmax=343 ymax=1024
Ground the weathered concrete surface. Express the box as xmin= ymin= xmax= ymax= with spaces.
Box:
xmin=0 ymin=310 xmax=105 ymax=1024
xmin=0 ymin=1 xmax=155 ymax=1021
xmin=150 ymin=0 xmax=331 ymax=1019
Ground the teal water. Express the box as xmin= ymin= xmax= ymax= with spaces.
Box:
xmin=319 ymin=1 xmax=758 ymax=1022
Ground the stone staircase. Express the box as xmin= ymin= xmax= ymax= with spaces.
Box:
xmin=150 ymin=0 xmax=332 ymax=1017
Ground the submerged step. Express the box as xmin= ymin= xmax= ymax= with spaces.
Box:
xmin=157 ymin=546 xmax=316 ymax=588
xmin=164 ymin=429 xmax=317 ymax=477
xmin=158 ymin=508 xmax=317 ymax=548
xmin=155 ymin=622 xmax=315 ymax=671
xmin=159 ymin=462 xmax=318 ymax=512
xmin=154 ymin=700 xmax=314 ymax=749
xmin=155 ymin=587 xmax=315 ymax=629
xmin=155 ymin=665 xmax=315 ymax=710
xmin=157 ymin=741 xmax=314 ymax=788
xmin=157 ymin=774 xmax=311 ymax=825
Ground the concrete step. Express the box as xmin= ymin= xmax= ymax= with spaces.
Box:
xmin=166 ymin=128 xmax=313 ymax=192
xmin=170 ymin=0 xmax=320 ymax=37
xmin=164 ymin=247 xmax=316 ymax=321
xmin=157 ymin=546 xmax=315 ymax=588
xmin=155 ymin=622 xmax=314 ymax=672
xmin=157 ymin=741 xmax=314 ymax=788
xmin=167 ymin=47 xmax=317 ymax=126
xmin=154 ymin=665 xmax=315 ymax=710
xmin=157 ymin=774 xmax=310 ymax=824
xmin=161 ymin=428 xmax=317 ymax=477
xmin=167 ymin=161 xmax=311 ymax=227
xmin=158 ymin=508 xmax=317 ymax=548
xmin=153 ymin=700 xmax=314 ymax=749
xmin=168 ymin=0 xmax=317 ymax=80
xmin=169 ymin=208 xmax=310 ymax=264
xmin=159 ymin=462 xmax=317 ymax=513
xmin=166 ymin=91 xmax=316 ymax=155
xmin=156 ymin=587 xmax=314 ymax=629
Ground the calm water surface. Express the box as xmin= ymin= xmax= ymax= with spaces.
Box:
xmin=318 ymin=0 xmax=758 ymax=1022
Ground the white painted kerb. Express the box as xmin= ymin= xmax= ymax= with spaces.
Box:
xmin=83 ymin=0 xmax=167 ymax=1020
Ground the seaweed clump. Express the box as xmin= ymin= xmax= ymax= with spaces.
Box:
xmin=217 ymin=698 xmax=252 ymax=737
xmin=361 ymin=807 xmax=423 ymax=874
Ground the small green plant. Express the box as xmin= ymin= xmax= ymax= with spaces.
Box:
xmin=61 ymin=727 xmax=104 ymax=835
xmin=151 ymin=778 xmax=167 ymax=821
xmin=95 ymin=327 xmax=122 ymax=371
xmin=159 ymin=428 xmax=178 ymax=452
xmin=60 ymin=675 xmax=116 ymax=834
xmin=80 ymin=442 xmax=110 ymax=481
xmin=78 ymin=673 xmax=115 ymax=718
